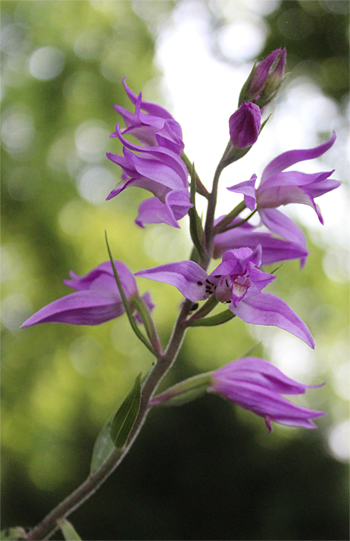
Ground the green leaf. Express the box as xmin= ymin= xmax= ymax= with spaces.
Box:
xmin=90 ymin=418 xmax=115 ymax=474
xmin=0 ymin=527 xmax=26 ymax=540
xmin=105 ymin=232 xmax=155 ymax=355
xmin=58 ymin=519 xmax=82 ymax=541
xmin=110 ymin=373 xmax=142 ymax=449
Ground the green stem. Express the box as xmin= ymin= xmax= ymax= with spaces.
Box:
xmin=25 ymin=300 xmax=193 ymax=541
xmin=204 ymin=161 xmax=225 ymax=264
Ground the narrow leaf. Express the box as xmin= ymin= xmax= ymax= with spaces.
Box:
xmin=58 ymin=519 xmax=82 ymax=541
xmin=105 ymin=232 xmax=155 ymax=355
xmin=110 ymin=373 xmax=142 ymax=449
xmin=90 ymin=418 xmax=116 ymax=474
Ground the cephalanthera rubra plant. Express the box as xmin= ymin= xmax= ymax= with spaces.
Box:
xmin=8 ymin=48 xmax=340 ymax=541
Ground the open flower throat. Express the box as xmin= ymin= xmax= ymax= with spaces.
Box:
xmin=203 ymin=273 xmax=251 ymax=305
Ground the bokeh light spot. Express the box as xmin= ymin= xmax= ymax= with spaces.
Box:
xmin=77 ymin=166 xmax=116 ymax=204
xmin=75 ymin=120 xmax=110 ymax=163
xmin=69 ymin=336 xmax=103 ymax=377
xmin=328 ymin=419 xmax=350 ymax=462
xmin=1 ymin=105 xmax=35 ymax=156
xmin=28 ymin=46 xmax=65 ymax=80
xmin=218 ymin=18 xmax=267 ymax=60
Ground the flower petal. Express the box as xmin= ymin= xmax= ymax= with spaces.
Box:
xmin=261 ymin=131 xmax=336 ymax=184
xmin=21 ymin=290 xmax=123 ymax=327
xmin=214 ymin=358 xmax=324 ymax=395
xmin=214 ymin=226 xmax=309 ymax=265
xmin=227 ymin=175 xmax=257 ymax=210
xmin=135 ymin=261 xmax=208 ymax=302
xmin=232 ymin=291 xmax=315 ymax=348
xmin=258 ymin=208 xmax=307 ymax=261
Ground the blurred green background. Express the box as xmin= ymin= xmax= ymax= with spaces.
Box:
xmin=1 ymin=1 xmax=349 ymax=539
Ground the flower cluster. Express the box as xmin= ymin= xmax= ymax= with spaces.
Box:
xmin=106 ymin=77 xmax=192 ymax=228
xmin=22 ymin=49 xmax=340 ymax=434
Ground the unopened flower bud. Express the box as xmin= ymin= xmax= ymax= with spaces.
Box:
xmin=229 ymin=101 xmax=261 ymax=149
xmin=239 ymin=48 xmax=287 ymax=107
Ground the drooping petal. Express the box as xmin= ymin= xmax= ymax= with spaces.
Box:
xmin=21 ymin=290 xmax=124 ymax=327
xmin=232 ymin=291 xmax=315 ymax=348
xmin=135 ymin=261 xmax=208 ymax=302
xmin=261 ymin=131 xmax=336 ymax=184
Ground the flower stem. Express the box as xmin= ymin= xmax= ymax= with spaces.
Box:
xmin=25 ymin=300 xmax=192 ymax=541
xmin=204 ymin=161 xmax=225 ymax=262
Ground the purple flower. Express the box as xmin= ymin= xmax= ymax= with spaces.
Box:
xmin=135 ymin=247 xmax=314 ymax=347
xmin=227 ymin=132 xmax=339 ymax=253
xmin=21 ymin=261 xmax=154 ymax=327
xmin=111 ymin=77 xmax=184 ymax=155
xmin=229 ymin=102 xmax=261 ymax=149
xmin=208 ymin=357 xmax=325 ymax=432
xmin=106 ymin=124 xmax=192 ymax=228
xmin=213 ymin=219 xmax=309 ymax=265
xmin=240 ymin=48 xmax=287 ymax=107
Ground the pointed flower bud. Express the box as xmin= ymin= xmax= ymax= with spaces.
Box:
xmin=239 ymin=48 xmax=287 ymax=107
xmin=229 ymin=102 xmax=261 ymax=149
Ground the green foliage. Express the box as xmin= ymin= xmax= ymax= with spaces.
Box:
xmin=109 ymin=372 xmax=142 ymax=449
xmin=90 ymin=418 xmax=115 ymax=474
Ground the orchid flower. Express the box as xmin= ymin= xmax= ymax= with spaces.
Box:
xmin=213 ymin=219 xmax=309 ymax=265
xmin=21 ymin=261 xmax=154 ymax=327
xmin=209 ymin=357 xmax=325 ymax=432
xmin=227 ymin=132 xmax=339 ymax=254
xmin=135 ymin=247 xmax=314 ymax=347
